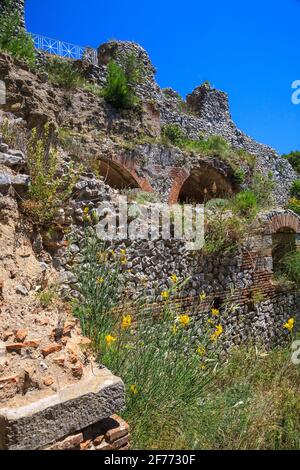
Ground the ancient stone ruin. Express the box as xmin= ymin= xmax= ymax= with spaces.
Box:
xmin=0 ymin=0 xmax=299 ymax=450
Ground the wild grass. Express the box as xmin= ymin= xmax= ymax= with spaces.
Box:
xmin=71 ymin=238 xmax=300 ymax=449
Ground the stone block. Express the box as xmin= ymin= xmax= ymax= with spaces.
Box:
xmin=0 ymin=368 xmax=125 ymax=450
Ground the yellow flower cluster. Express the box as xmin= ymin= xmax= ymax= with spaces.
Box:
xmin=210 ymin=324 xmax=223 ymax=342
xmin=283 ymin=318 xmax=295 ymax=332
xmin=96 ymin=277 xmax=104 ymax=284
xmin=178 ymin=314 xmax=190 ymax=327
xmin=105 ymin=334 xmax=117 ymax=347
xmin=197 ymin=345 xmax=206 ymax=356
xmin=199 ymin=292 xmax=206 ymax=302
xmin=211 ymin=308 xmax=219 ymax=316
xmin=170 ymin=274 xmax=178 ymax=284
xmin=122 ymin=314 xmax=132 ymax=330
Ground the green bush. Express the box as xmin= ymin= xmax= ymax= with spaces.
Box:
xmin=103 ymin=60 xmax=135 ymax=109
xmin=103 ymin=53 xmax=143 ymax=109
xmin=22 ymin=123 xmax=78 ymax=225
xmin=282 ymin=150 xmax=300 ymax=175
xmin=250 ymin=172 xmax=274 ymax=208
xmin=0 ymin=0 xmax=35 ymax=66
xmin=231 ymin=190 xmax=258 ymax=218
xmin=287 ymin=197 xmax=300 ymax=216
xmin=280 ymin=252 xmax=300 ymax=287
xmin=290 ymin=180 xmax=300 ymax=199
xmin=161 ymin=124 xmax=187 ymax=146
xmin=46 ymin=57 xmax=85 ymax=90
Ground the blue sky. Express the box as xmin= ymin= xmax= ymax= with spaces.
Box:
xmin=26 ymin=0 xmax=300 ymax=154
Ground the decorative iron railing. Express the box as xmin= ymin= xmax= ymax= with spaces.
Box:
xmin=29 ymin=33 xmax=98 ymax=65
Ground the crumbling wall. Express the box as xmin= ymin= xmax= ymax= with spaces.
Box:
xmin=0 ymin=0 xmax=26 ymax=29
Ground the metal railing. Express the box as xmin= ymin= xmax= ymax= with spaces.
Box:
xmin=29 ymin=33 xmax=98 ymax=65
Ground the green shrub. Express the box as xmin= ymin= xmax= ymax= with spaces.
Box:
xmin=290 ymin=180 xmax=300 ymax=199
xmin=46 ymin=57 xmax=85 ymax=90
xmin=282 ymin=150 xmax=300 ymax=175
xmin=161 ymin=124 xmax=187 ymax=146
xmin=103 ymin=53 xmax=143 ymax=109
xmin=250 ymin=172 xmax=274 ymax=208
xmin=287 ymin=197 xmax=300 ymax=216
xmin=280 ymin=252 xmax=300 ymax=287
xmin=22 ymin=123 xmax=78 ymax=225
xmin=0 ymin=0 xmax=35 ymax=66
xmin=103 ymin=60 xmax=135 ymax=109
xmin=204 ymin=212 xmax=245 ymax=254
xmin=231 ymin=190 xmax=258 ymax=218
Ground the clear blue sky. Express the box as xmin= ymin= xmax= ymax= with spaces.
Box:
xmin=26 ymin=0 xmax=300 ymax=155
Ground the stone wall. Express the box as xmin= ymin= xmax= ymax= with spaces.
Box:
xmin=0 ymin=0 xmax=26 ymax=29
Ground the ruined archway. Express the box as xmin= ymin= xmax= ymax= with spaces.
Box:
xmin=272 ymin=228 xmax=296 ymax=273
xmin=98 ymin=160 xmax=140 ymax=190
xmin=177 ymin=165 xmax=234 ymax=204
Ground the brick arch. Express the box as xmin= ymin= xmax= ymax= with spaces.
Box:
xmin=168 ymin=168 xmax=190 ymax=204
xmin=265 ymin=211 xmax=300 ymax=235
xmin=99 ymin=155 xmax=154 ymax=193
xmin=168 ymin=164 xmax=234 ymax=205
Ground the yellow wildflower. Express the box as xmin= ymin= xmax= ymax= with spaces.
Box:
xmin=130 ymin=384 xmax=138 ymax=395
xmin=121 ymin=258 xmax=127 ymax=265
xmin=210 ymin=324 xmax=223 ymax=342
xmin=83 ymin=207 xmax=89 ymax=214
xmin=161 ymin=291 xmax=169 ymax=300
xmin=170 ymin=274 xmax=178 ymax=284
xmin=105 ymin=334 xmax=117 ymax=347
xmin=211 ymin=308 xmax=220 ymax=316
xmin=178 ymin=314 xmax=190 ymax=327
xmin=122 ymin=315 xmax=132 ymax=330
xmin=197 ymin=345 xmax=206 ymax=356
xmin=120 ymin=249 xmax=126 ymax=255
xmin=199 ymin=292 xmax=206 ymax=302
xmin=200 ymin=363 xmax=206 ymax=370
xmin=207 ymin=318 xmax=215 ymax=325
xmin=96 ymin=277 xmax=104 ymax=284
xmin=283 ymin=318 xmax=295 ymax=332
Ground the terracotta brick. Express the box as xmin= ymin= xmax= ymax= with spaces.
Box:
xmin=53 ymin=356 xmax=65 ymax=367
xmin=15 ymin=329 xmax=28 ymax=342
xmin=44 ymin=433 xmax=83 ymax=450
xmin=105 ymin=415 xmax=129 ymax=444
xmin=71 ymin=362 xmax=84 ymax=379
xmin=93 ymin=434 xmax=105 ymax=446
xmin=95 ymin=441 xmax=113 ymax=450
xmin=42 ymin=344 xmax=62 ymax=357
xmin=43 ymin=375 xmax=54 ymax=386
xmin=111 ymin=434 xmax=130 ymax=450
xmin=0 ymin=374 xmax=19 ymax=384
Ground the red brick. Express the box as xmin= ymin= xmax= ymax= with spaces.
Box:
xmin=44 ymin=433 xmax=83 ymax=450
xmin=42 ymin=344 xmax=62 ymax=357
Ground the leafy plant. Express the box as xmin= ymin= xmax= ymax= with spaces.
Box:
xmin=46 ymin=57 xmax=85 ymax=90
xmin=0 ymin=0 xmax=35 ymax=66
xmin=161 ymin=124 xmax=187 ymax=146
xmin=279 ymin=252 xmax=300 ymax=287
xmin=290 ymin=179 xmax=300 ymax=199
xmin=103 ymin=60 xmax=137 ymax=109
xmin=287 ymin=197 xmax=300 ymax=216
xmin=22 ymin=123 xmax=78 ymax=225
xmin=231 ymin=190 xmax=258 ymax=219
xmin=250 ymin=172 xmax=274 ymax=208
xmin=282 ymin=150 xmax=300 ymax=175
